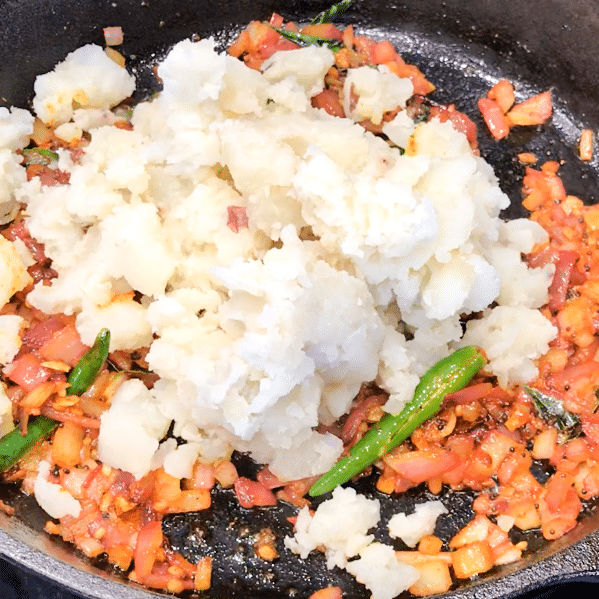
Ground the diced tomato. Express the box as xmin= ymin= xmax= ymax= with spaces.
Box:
xmin=444 ymin=382 xmax=494 ymax=405
xmin=478 ymin=97 xmax=511 ymax=140
xmin=564 ymin=437 xmax=592 ymax=464
xmin=226 ymin=206 xmax=249 ymax=233
xmin=276 ymin=477 xmax=316 ymax=508
xmin=312 ymin=89 xmax=345 ymax=118
xmin=268 ymin=12 xmax=285 ymax=27
xmin=582 ymin=415 xmax=599 ymax=447
xmin=462 ymin=448 xmax=495 ymax=487
xmin=3 ymin=221 xmax=47 ymax=262
xmin=353 ymin=35 xmax=376 ymax=56
xmin=300 ymin=23 xmax=343 ymax=41
xmin=5 ymin=353 xmax=53 ymax=392
xmin=383 ymin=449 xmax=461 ymax=484
xmin=517 ymin=152 xmax=537 ymax=164
xmin=213 ymin=460 xmax=238 ymax=489
xmin=39 ymin=323 xmax=89 ymax=367
xmin=447 ymin=108 xmax=478 ymax=149
xmin=109 ymin=470 xmax=136 ymax=497
xmin=130 ymin=472 xmax=158 ymax=505
xmin=506 ymin=90 xmax=553 ymax=126
xmin=487 ymin=79 xmax=515 ymax=113
xmin=522 ymin=165 xmax=566 ymax=210
xmin=579 ymin=129 xmax=593 ymax=161
xmin=188 ymin=463 xmax=216 ymax=490
xmin=26 ymin=165 xmax=71 ymax=186
xmin=134 ymin=520 xmax=164 ymax=582
xmin=548 ymin=358 xmax=599 ymax=390
xmin=497 ymin=450 xmax=532 ymax=485
xmin=227 ymin=28 xmax=251 ymax=58
xmin=370 ymin=40 xmax=399 ymax=64
xmin=235 ymin=20 xmax=300 ymax=70
xmin=309 ymin=587 xmax=343 ymax=599
xmin=234 ymin=477 xmax=277 ymax=508
xmin=52 ymin=422 xmax=85 ymax=469
xmin=257 ymin=467 xmax=283 ymax=490
xmin=342 ymin=24 xmax=354 ymax=49
xmin=22 ymin=316 xmax=67 ymax=350
xmin=543 ymin=472 xmax=581 ymax=522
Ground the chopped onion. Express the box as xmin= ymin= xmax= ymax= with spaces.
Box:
xmin=103 ymin=26 xmax=124 ymax=46
xmin=105 ymin=47 xmax=126 ymax=68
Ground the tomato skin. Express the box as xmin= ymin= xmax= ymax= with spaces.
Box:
xmin=579 ymin=129 xmax=594 ymax=161
xmin=257 ymin=467 xmax=283 ymax=490
xmin=478 ymin=98 xmax=511 ymax=140
xmin=545 ymin=250 xmax=579 ymax=311
xmin=582 ymin=414 xmax=599 ymax=446
xmin=309 ymin=588 xmax=343 ymax=599
xmin=507 ymin=90 xmax=553 ymax=126
xmin=5 ymin=353 xmax=53 ymax=392
xmin=384 ymin=448 xmax=461 ymax=484
xmin=522 ymin=164 xmax=567 ymax=210
xmin=444 ymin=382 xmax=494 ymax=405
xmin=39 ymin=323 xmax=89 ymax=367
xmin=22 ymin=316 xmax=67 ymax=350
xmin=234 ymin=477 xmax=277 ymax=508
xmin=370 ymin=40 xmax=399 ymax=64
xmin=487 ymin=79 xmax=515 ymax=113
xmin=226 ymin=206 xmax=248 ymax=233
xmin=300 ymin=23 xmax=343 ymax=41
xmin=311 ymin=89 xmax=345 ymax=118
xmin=134 ymin=520 xmax=163 ymax=582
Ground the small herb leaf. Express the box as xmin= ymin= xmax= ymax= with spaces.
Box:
xmin=525 ymin=386 xmax=582 ymax=441
xmin=311 ymin=0 xmax=353 ymax=25
xmin=270 ymin=26 xmax=344 ymax=51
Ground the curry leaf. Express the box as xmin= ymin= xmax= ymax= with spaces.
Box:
xmin=270 ymin=26 xmax=344 ymax=51
xmin=524 ymin=386 xmax=582 ymax=442
xmin=310 ymin=0 xmax=353 ymax=25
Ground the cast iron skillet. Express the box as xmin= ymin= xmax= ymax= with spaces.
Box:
xmin=1 ymin=0 xmax=599 ymax=597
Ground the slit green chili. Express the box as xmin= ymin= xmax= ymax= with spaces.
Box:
xmin=66 ymin=327 xmax=111 ymax=396
xmin=0 ymin=415 xmax=59 ymax=472
xmin=309 ymin=345 xmax=487 ymax=497
xmin=0 ymin=327 xmax=111 ymax=473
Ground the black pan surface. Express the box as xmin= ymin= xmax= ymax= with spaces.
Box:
xmin=2 ymin=0 xmax=599 ymax=597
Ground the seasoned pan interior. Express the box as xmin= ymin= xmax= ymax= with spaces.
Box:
xmin=1 ymin=0 xmax=599 ymax=597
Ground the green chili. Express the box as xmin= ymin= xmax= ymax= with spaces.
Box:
xmin=0 ymin=328 xmax=111 ymax=473
xmin=0 ymin=416 xmax=58 ymax=472
xmin=310 ymin=0 xmax=353 ymax=25
xmin=66 ymin=328 xmax=111 ymax=396
xmin=269 ymin=26 xmax=344 ymax=51
xmin=309 ymin=346 xmax=486 ymax=497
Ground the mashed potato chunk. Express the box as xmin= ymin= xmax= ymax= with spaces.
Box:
xmin=16 ymin=36 xmax=555 ymax=483
xmin=33 ymin=45 xmax=135 ymax=126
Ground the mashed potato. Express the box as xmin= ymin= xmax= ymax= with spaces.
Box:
xmin=9 ymin=37 xmax=557 ymax=483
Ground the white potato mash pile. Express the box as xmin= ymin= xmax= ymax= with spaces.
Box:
xmin=0 ymin=39 xmax=556 ymax=489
